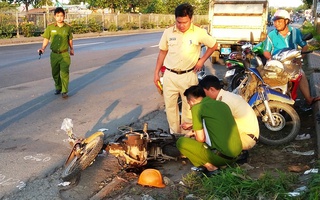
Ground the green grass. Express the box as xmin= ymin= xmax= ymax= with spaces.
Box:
xmin=301 ymin=21 xmax=320 ymax=51
xmin=182 ymin=166 xmax=301 ymax=199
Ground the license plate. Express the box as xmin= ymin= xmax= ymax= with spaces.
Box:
xmin=225 ymin=69 xmax=235 ymax=77
xmin=221 ymin=47 xmax=231 ymax=55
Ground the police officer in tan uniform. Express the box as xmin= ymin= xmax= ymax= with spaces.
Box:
xmin=38 ymin=7 xmax=74 ymax=98
xmin=154 ymin=3 xmax=218 ymax=134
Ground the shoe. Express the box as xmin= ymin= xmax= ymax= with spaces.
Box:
xmin=191 ymin=166 xmax=207 ymax=172
xmin=54 ymin=90 xmax=61 ymax=95
xmin=62 ymin=93 xmax=68 ymax=98
xmin=236 ymin=150 xmax=249 ymax=165
xmin=191 ymin=166 xmax=220 ymax=177
xmin=204 ymin=169 xmax=220 ymax=177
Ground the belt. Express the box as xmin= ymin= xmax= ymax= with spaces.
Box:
xmin=52 ymin=49 xmax=68 ymax=54
xmin=248 ymin=134 xmax=258 ymax=142
xmin=211 ymin=149 xmax=236 ymax=160
xmin=166 ymin=67 xmax=194 ymax=74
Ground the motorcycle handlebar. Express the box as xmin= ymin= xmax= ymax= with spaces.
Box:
xmin=301 ymin=50 xmax=313 ymax=54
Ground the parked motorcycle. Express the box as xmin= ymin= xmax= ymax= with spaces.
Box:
xmin=61 ymin=119 xmax=182 ymax=181
xmin=224 ymin=33 xmax=312 ymax=94
xmin=223 ymin=41 xmax=265 ymax=91
xmin=234 ymin=48 xmax=301 ymax=145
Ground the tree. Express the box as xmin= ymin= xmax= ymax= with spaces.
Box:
xmin=7 ymin=0 xmax=31 ymax=11
xmin=140 ymin=0 xmax=166 ymax=13
xmin=303 ymin=0 xmax=313 ymax=8
xmin=0 ymin=1 xmax=18 ymax=11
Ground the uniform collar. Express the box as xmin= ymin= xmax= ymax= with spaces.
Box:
xmin=54 ymin=22 xmax=65 ymax=27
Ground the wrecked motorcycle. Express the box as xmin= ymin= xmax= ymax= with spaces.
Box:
xmin=61 ymin=119 xmax=181 ymax=181
xmin=106 ymin=123 xmax=182 ymax=168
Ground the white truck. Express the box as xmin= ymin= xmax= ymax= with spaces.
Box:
xmin=208 ymin=0 xmax=269 ymax=62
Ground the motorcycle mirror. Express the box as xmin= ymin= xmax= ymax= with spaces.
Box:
xmin=302 ymin=33 xmax=313 ymax=41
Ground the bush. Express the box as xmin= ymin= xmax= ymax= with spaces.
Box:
xmin=20 ymin=21 xmax=38 ymax=37
xmin=159 ymin=20 xmax=171 ymax=28
xmin=122 ymin=22 xmax=139 ymax=30
xmin=0 ymin=13 xmax=17 ymax=38
xmin=0 ymin=23 xmax=16 ymax=38
xmin=108 ymin=23 xmax=117 ymax=32
xmin=141 ymin=21 xmax=155 ymax=29
xmin=88 ymin=18 xmax=103 ymax=32
xmin=70 ymin=20 xmax=90 ymax=34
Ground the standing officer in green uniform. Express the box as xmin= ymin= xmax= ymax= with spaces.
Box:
xmin=38 ymin=7 xmax=74 ymax=98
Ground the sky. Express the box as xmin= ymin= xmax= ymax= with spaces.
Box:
xmin=269 ymin=0 xmax=303 ymax=8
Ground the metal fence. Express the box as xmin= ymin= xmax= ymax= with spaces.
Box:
xmin=0 ymin=12 xmax=208 ymax=37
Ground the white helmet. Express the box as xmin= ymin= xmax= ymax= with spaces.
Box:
xmin=272 ymin=10 xmax=290 ymax=21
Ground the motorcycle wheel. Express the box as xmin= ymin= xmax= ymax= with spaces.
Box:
xmin=254 ymin=101 xmax=300 ymax=145
xmin=61 ymin=156 xmax=82 ymax=181
xmin=61 ymin=132 xmax=104 ymax=181
xmin=231 ymin=72 xmax=246 ymax=91
xmin=79 ymin=133 xmax=104 ymax=170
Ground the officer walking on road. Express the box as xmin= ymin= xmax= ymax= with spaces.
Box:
xmin=38 ymin=7 xmax=74 ymax=99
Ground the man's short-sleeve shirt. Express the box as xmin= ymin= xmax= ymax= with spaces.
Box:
xmin=191 ymin=97 xmax=242 ymax=157
xmin=217 ymin=89 xmax=259 ymax=138
xmin=264 ymin=25 xmax=306 ymax=55
xmin=158 ymin=24 xmax=216 ymax=70
xmin=43 ymin=23 xmax=73 ymax=52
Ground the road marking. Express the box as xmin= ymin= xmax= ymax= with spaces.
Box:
xmin=0 ymin=173 xmax=26 ymax=190
xmin=23 ymin=153 xmax=51 ymax=162
xmin=75 ymin=42 xmax=105 ymax=47
xmin=150 ymin=45 xmax=159 ymax=48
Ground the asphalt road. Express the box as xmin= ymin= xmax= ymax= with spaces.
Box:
xmin=0 ymin=32 xmax=227 ymax=198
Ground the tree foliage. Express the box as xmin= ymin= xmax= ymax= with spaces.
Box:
xmin=0 ymin=1 xmax=18 ymax=11
xmin=302 ymin=0 xmax=313 ymax=8
xmin=7 ymin=0 xmax=210 ymax=14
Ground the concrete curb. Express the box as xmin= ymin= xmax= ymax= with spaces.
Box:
xmin=310 ymin=73 xmax=320 ymax=158
xmin=0 ymin=29 xmax=164 ymax=46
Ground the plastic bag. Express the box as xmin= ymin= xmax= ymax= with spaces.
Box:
xmin=61 ymin=118 xmax=73 ymax=135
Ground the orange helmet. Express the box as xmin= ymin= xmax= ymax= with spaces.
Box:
xmin=137 ymin=169 xmax=166 ymax=188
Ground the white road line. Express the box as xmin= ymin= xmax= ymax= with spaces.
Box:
xmin=150 ymin=45 xmax=159 ymax=48
xmin=74 ymin=42 xmax=105 ymax=47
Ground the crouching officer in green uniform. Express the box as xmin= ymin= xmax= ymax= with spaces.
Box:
xmin=38 ymin=7 xmax=74 ymax=98
xmin=176 ymin=85 xmax=242 ymax=176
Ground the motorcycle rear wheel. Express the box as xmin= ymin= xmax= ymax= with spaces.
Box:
xmin=231 ymin=72 xmax=246 ymax=91
xmin=254 ymin=101 xmax=300 ymax=145
xmin=61 ymin=132 xmax=104 ymax=181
